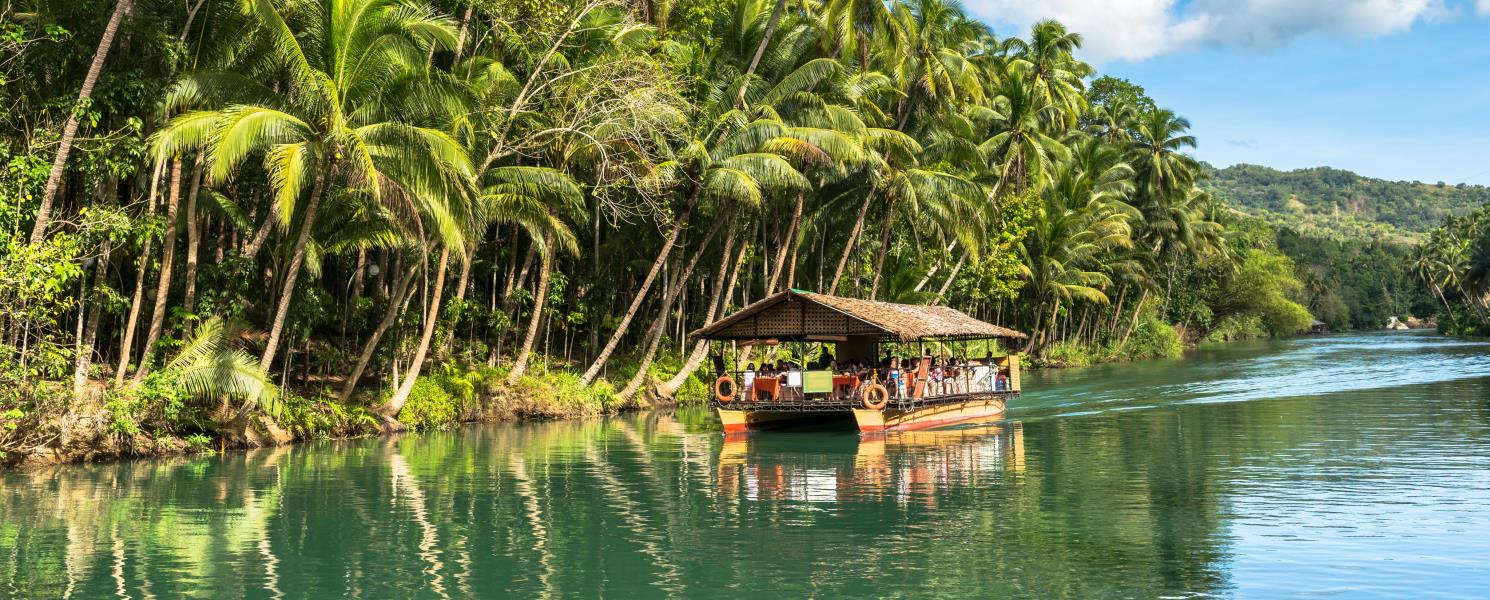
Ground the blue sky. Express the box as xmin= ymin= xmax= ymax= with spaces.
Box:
xmin=965 ymin=0 xmax=1490 ymax=185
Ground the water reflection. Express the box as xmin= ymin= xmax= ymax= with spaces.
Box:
xmin=717 ymin=422 xmax=1024 ymax=509
xmin=3 ymin=332 xmax=1490 ymax=597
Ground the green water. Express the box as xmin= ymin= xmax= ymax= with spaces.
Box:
xmin=4 ymin=331 xmax=1490 ymax=598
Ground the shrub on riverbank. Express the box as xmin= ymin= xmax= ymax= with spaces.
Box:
xmin=1129 ymin=320 xmax=1185 ymax=359
xmin=1031 ymin=320 xmax=1185 ymax=368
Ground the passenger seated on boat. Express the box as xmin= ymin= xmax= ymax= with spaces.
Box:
xmin=743 ymin=363 xmax=756 ymax=395
xmin=995 ymin=371 xmax=1009 ymax=391
xmin=929 ymin=362 xmax=945 ymax=396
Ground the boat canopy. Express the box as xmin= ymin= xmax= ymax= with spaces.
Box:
xmin=689 ymin=290 xmax=1027 ymax=343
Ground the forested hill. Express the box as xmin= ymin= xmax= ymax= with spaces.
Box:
xmin=1201 ymin=163 xmax=1490 ymax=242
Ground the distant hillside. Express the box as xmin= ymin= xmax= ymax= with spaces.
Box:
xmin=1201 ymin=164 xmax=1490 ymax=243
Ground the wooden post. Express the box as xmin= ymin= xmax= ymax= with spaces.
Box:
xmin=1009 ymin=355 xmax=1021 ymax=392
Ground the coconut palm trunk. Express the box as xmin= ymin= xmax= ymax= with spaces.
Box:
xmin=134 ymin=157 xmax=184 ymax=379
xmin=1120 ymin=288 xmax=1149 ymax=348
xmin=181 ymin=158 xmax=204 ymax=317
xmin=736 ymin=0 xmax=787 ymax=107
xmin=932 ymin=255 xmax=966 ymax=305
xmin=829 ymin=186 xmax=876 ymax=294
xmin=659 ymin=228 xmax=742 ymax=397
xmin=619 ymin=220 xmax=721 ymax=400
xmin=73 ymin=241 xmax=111 ymax=398
xmin=579 ymin=203 xmax=693 ymax=385
xmin=115 ymin=160 xmax=164 ymax=383
xmin=765 ymin=193 xmax=802 ymax=294
xmin=28 ymin=0 xmax=134 ymax=245
xmin=258 ymin=167 xmax=327 ymax=382
xmin=868 ymin=196 xmax=896 ymax=300
xmin=378 ymin=247 xmax=450 ymax=424
xmin=508 ymin=231 xmax=554 ymax=384
xmin=338 ymin=268 xmax=418 ymax=404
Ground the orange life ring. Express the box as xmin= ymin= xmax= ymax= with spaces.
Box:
xmin=861 ymin=383 xmax=889 ymax=410
xmin=714 ymin=376 xmax=737 ymax=403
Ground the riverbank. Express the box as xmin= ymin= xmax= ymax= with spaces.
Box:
xmin=1 ymin=357 xmax=712 ymax=470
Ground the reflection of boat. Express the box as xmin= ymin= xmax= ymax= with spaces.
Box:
xmin=690 ymin=290 xmax=1027 ymax=433
xmin=715 ymin=419 xmax=1025 ymax=505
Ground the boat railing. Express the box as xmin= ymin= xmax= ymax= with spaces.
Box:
xmin=716 ymin=364 xmax=1015 ymax=407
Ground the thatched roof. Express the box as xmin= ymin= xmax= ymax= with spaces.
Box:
xmin=689 ymin=290 xmax=1027 ymax=342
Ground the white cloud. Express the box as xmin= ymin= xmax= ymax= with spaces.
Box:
xmin=965 ymin=0 xmax=1454 ymax=63
xmin=1479 ymin=0 xmax=1490 ymax=14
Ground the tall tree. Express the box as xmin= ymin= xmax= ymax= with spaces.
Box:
xmin=29 ymin=0 xmax=135 ymax=245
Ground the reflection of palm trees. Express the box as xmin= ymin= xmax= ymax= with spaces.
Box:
xmin=388 ymin=441 xmax=449 ymax=600
xmin=506 ymin=453 xmax=556 ymax=599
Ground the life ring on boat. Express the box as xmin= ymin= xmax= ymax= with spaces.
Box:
xmin=714 ymin=376 xmax=737 ymax=403
xmin=861 ymin=384 xmax=890 ymax=410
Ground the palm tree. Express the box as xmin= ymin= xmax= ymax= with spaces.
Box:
xmin=978 ymin=68 xmax=1070 ymax=197
xmin=883 ymin=0 xmax=986 ymax=131
xmin=153 ymin=0 xmax=466 ymax=410
xmin=1018 ymin=138 xmax=1136 ymax=352
xmin=579 ymin=113 xmax=810 ymax=384
xmin=1129 ymin=108 xmax=1200 ymax=252
xmin=167 ymin=316 xmax=278 ymax=423
xmin=28 ymin=0 xmax=135 ymax=245
xmin=823 ymin=0 xmax=890 ymax=68
xmin=499 ymin=168 xmax=586 ymax=384
xmin=1005 ymin=20 xmax=1090 ymax=128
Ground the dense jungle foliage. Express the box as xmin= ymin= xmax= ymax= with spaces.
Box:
xmin=1 ymin=0 xmax=1328 ymax=461
xmin=1416 ymin=203 xmax=1490 ymax=336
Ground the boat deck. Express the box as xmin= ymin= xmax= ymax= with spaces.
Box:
xmin=712 ymin=390 xmax=1020 ymax=413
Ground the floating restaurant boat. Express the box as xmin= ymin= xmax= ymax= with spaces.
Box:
xmin=690 ymin=290 xmax=1027 ymax=433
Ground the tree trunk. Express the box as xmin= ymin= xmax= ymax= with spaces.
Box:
xmin=377 ymin=247 xmax=450 ymax=424
xmin=765 ymin=192 xmax=802 ymax=294
xmin=73 ymin=241 xmax=111 ymax=398
xmin=868 ymin=196 xmax=896 ymax=300
xmin=244 ymin=205 xmax=276 ymax=258
xmin=1120 ymin=288 xmax=1149 ymax=348
xmin=932 ymin=254 xmax=966 ymax=305
xmin=437 ymin=240 xmax=476 ymax=360
xmin=508 ymin=232 xmax=554 ymax=384
xmin=134 ymin=157 xmax=184 ymax=380
xmin=28 ymin=0 xmax=134 ymax=245
xmin=257 ymin=167 xmax=327 ymax=390
xmin=338 ymin=268 xmax=418 ymax=404
xmin=658 ymin=227 xmax=741 ymax=397
xmin=736 ymin=0 xmax=787 ymax=107
xmin=181 ymin=157 xmax=204 ymax=317
xmin=829 ymin=186 xmax=876 ymax=295
xmin=115 ymin=160 xmax=164 ymax=383
xmin=579 ymin=203 xmax=692 ymax=385
xmin=619 ymin=221 xmax=720 ymax=400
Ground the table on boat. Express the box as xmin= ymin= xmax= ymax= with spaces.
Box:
xmin=752 ymin=376 xmax=781 ymax=401
xmin=832 ymin=375 xmax=860 ymax=397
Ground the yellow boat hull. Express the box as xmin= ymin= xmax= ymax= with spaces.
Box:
xmin=718 ymin=396 xmax=1007 ymax=434
xmin=852 ymin=397 xmax=1006 ymax=433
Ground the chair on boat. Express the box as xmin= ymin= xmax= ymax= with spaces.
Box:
xmin=909 ymin=357 xmax=931 ymax=399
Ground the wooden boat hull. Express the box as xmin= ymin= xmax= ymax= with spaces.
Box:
xmin=852 ymin=397 xmax=1006 ymax=433
xmin=717 ymin=408 xmax=837 ymax=433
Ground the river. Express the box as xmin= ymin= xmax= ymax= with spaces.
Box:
xmin=4 ymin=330 xmax=1490 ymax=598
